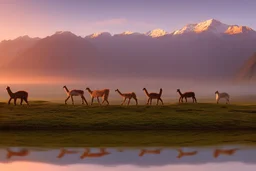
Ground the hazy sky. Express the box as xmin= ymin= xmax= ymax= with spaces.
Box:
xmin=0 ymin=0 xmax=255 ymax=40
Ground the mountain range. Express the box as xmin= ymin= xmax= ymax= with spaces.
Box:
xmin=1 ymin=19 xmax=256 ymax=82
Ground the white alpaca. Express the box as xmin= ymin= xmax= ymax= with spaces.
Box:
xmin=63 ymin=86 xmax=88 ymax=105
xmin=215 ymin=91 xmax=230 ymax=104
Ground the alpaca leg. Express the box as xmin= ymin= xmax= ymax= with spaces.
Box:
xmin=121 ymin=98 xmax=127 ymax=105
xmin=8 ymin=98 xmax=12 ymax=105
xmin=91 ymin=97 xmax=94 ymax=105
xmin=157 ymin=99 xmax=159 ymax=105
xmin=150 ymin=98 xmax=152 ymax=105
xmin=20 ymin=98 xmax=24 ymax=105
xmin=65 ymin=96 xmax=70 ymax=104
xmin=226 ymin=98 xmax=229 ymax=104
xmin=146 ymin=98 xmax=150 ymax=105
xmin=97 ymin=97 xmax=101 ymax=105
xmin=14 ymin=98 xmax=17 ymax=106
xmin=159 ymin=98 xmax=164 ymax=105
xmin=82 ymin=96 xmax=88 ymax=105
xmin=127 ymin=98 xmax=131 ymax=106
xmin=24 ymin=99 xmax=29 ymax=105
xmin=185 ymin=97 xmax=187 ymax=103
xmin=71 ymin=96 xmax=74 ymax=105
xmin=106 ymin=100 xmax=109 ymax=106
xmin=194 ymin=97 xmax=197 ymax=103
xmin=134 ymin=98 xmax=138 ymax=105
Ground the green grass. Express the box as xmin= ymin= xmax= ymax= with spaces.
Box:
xmin=0 ymin=130 xmax=256 ymax=147
xmin=0 ymin=101 xmax=256 ymax=131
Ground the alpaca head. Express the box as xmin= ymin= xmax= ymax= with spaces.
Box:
xmin=177 ymin=89 xmax=180 ymax=92
xmin=85 ymin=87 xmax=90 ymax=91
xmin=63 ymin=85 xmax=66 ymax=88
xmin=215 ymin=91 xmax=219 ymax=94
xmin=115 ymin=89 xmax=119 ymax=92
xmin=142 ymin=88 xmax=146 ymax=91
xmin=6 ymin=86 xmax=10 ymax=90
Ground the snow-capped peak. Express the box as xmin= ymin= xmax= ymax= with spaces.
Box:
xmin=173 ymin=19 xmax=229 ymax=35
xmin=121 ymin=31 xmax=134 ymax=35
xmin=225 ymin=25 xmax=255 ymax=35
xmin=87 ymin=32 xmax=112 ymax=38
xmin=146 ymin=29 xmax=168 ymax=38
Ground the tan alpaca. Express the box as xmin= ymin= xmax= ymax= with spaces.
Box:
xmin=86 ymin=88 xmax=110 ymax=105
xmin=57 ymin=148 xmax=79 ymax=159
xmin=142 ymin=88 xmax=163 ymax=105
xmin=6 ymin=149 xmax=29 ymax=159
xmin=115 ymin=89 xmax=138 ymax=105
xmin=177 ymin=89 xmax=197 ymax=103
xmin=138 ymin=149 xmax=162 ymax=157
xmin=80 ymin=148 xmax=110 ymax=159
xmin=213 ymin=148 xmax=239 ymax=158
xmin=63 ymin=86 xmax=88 ymax=105
xmin=176 ymin=149 xmax=198 ymax=159
xmin=6 ymin=86 xmax=29 ymax=105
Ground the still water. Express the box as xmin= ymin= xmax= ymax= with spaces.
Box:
xmin=0 ymin=146 xmax=255 ymax=171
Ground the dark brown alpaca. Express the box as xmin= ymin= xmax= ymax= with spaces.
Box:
xmin=177 ymin=89 xmax=197 ymax=103
xmin=143 ymin=88 xmax=163 ymax=105
xmin=6 ymin=86 xmax=29 ymax=105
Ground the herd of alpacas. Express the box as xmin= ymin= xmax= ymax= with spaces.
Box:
xmin=4 ymin=86 xmax=230 ymax=106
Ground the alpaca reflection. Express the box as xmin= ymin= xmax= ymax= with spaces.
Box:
xmin=57 ymin=148 xmax=79 ymax=159
xmin=176 ymin=149 xmax=198 ymax=159
xmin=213 ymin=148 xmax=239 ymax=158
xmin=139 ymin=149 xmax=162 ymax=157
xmin=80 ymin=148 xmax=110 ymax=159
xmin=6 ymin=148 xmax=30 ymax=159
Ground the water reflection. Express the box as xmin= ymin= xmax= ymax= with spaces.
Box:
xmin=0 ymin=146 xmax=255 ymax=171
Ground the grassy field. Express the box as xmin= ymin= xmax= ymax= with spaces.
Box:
xmin=0 ymin=130 xmax=256 ymax=147
xmin=0 ymin=101 xmax=256 ymax=131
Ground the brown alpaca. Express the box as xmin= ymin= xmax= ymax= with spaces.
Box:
xmin=176 ymin=149 xmax=198 ymax=159
xmin=115 ymin=89 xmax=138 ymax=105
xmin=6 ymin=86 xmax=29 ymax=105
xmin=143 ymin=88 xmax=163 ymax=105
xmin=63 ymin=86 xmax=88 ymax=105
xmin=139 ymin=149 xmax=162 ymax=157
xmin=6 ymin=148 xmax=29 ymax=159
xmin=177 ymin=89 xmax=197 ymax=103
xmin=86 ymin=88 xmax=110 ymax=105
xmin=213 ymin=148 xmax=239 ymax=158
xmin=80 ymin=148 xmax=110 ymax=159
xmin=57 ymin=148 xmax=79 ymax=159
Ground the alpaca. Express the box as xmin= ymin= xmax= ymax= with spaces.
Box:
xmin=115 ymin=89 xmax=138 ymax=105
xmin=6 ymin=148 xmax=29 ymax=159
xmin=85 ymin=88 xmax=110 ymax=105
xmin=63 ymin=86 xmax=88 ymax=105
xmin=177 ymin=89 xmax=197 ymax=103
xmin=57 ymin=148 xmax=79 ymax=159
xmin=213 ymin=148 xmax=239 ymax=158
xmin=80 ymin=148 xmax=110 ymax=159
xmin=215 ymin=91 xmax=230 ymax=104
xmin=176 ymin=149 xmax=198 ymax=159
xmin=139 ymin=149 xmax=162 ymax=157
xmin=6 ymin=86 xmax=29 ymax=105
xmin=142 ymin=88 xmax=163 ymax=105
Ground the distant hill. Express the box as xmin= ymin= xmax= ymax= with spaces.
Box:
xmin=0 ymin=19 xmax=256 ymax=81
xmin=236 ymin=53 xmax=256 ymax=82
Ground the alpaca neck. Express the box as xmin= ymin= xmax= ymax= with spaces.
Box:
xmin=143 ymin=89 xmax=150 ymax=97
xmin=116 ymin=90 xmax=124 ymax=96
xmin=63 ymin=86 xmax=70 ymax=94
xmin=177 ymin=90 xmax=183 ymax=97
xmin=86 ymin=88 xmax=93 ymax=94
xmin=7 ymin=89 xmax=13 ymax=97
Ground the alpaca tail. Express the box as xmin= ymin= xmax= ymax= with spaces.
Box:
xmin=159 ymin=88 xmax=163 ymax=97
